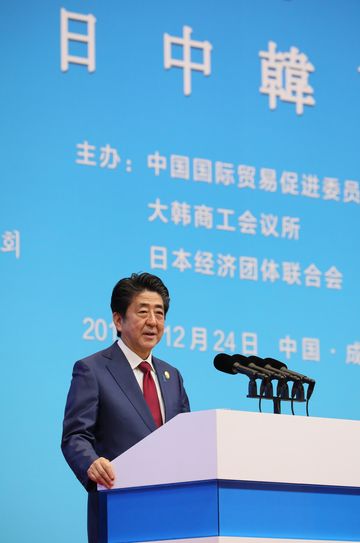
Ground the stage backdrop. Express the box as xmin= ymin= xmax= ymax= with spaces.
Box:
xmin=1 ymin=1 xmax=360 ymax=542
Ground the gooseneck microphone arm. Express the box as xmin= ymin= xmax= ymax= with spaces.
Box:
xmin=213 ymin=353 xmax=269 ymax=379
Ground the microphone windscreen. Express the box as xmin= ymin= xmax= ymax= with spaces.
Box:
xmin=265 ymin=357 xmax=288 ymax=370
xmin=231 ymin=354 xmax=249 ymax=364
xmin=248 ymin=355 xmax=266 ymax=367
xmin=213 ymin=353 xmax=235 ymax=374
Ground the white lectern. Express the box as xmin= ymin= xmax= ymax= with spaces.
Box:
xmin=99 ymin=410 xmax=360 ymax=543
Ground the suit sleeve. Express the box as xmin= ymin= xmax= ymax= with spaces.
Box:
xmin=61 ymin=360 xmax=99 ymax=491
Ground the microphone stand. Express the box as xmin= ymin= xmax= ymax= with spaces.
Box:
xmin=247 ymin=376 xmax=310 ymax=415
xmin=273 ymin=396 xmax=281 ymax=414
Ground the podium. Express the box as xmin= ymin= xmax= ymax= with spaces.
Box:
xmin=98 ymin=410 xmax=360 ymax=543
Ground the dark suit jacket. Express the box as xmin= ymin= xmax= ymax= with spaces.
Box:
xmin=61 ymin=342 xmax=190 ymax=542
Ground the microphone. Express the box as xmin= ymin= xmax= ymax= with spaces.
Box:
xmin=242 ymin=355 xmax=290 ymax=400
xmin=246 ymin=355 xmax=290 ymax=381
xmin=265 ymin=357 xmax=315 ymax=400
xmin=232 ymin=354 xmax=279 ymax=380
xmin=230 ymin=355 xmax=276 ymax=400
xmin=264 ymin=357 xmax=315 ymax=384
xmin=214 ymin=353 xmax=269 ymax=380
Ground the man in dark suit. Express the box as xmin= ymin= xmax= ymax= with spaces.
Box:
xmin=61 ymin=273 xmax=190 ymax=543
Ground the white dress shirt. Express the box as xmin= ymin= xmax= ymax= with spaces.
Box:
xmin=117 ymin=337 xmax=165 ymax=422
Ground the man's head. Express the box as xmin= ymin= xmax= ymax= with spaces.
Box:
xmin=111 ymin=273 xmax=170 ymax=358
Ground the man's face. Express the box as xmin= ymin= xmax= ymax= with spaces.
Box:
xmin=113 ymin=290 xmax=165 ymax=359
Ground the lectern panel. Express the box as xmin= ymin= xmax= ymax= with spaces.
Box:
xmin=106 ymin=481 xmax=219 ymax=543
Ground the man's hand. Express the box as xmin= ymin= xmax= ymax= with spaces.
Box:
xmin=87 ymin=457 xmax=115 ymax=489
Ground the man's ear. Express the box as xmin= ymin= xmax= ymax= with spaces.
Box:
xmin=113 ymin=312 xmax=123 ymax=334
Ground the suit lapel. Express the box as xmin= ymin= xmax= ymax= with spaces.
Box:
xmin=104 ymin=343 xmax=156 ymax=431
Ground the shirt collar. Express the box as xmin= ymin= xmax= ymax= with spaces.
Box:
xmin=117 ymin=337 xmax=154 ymax=371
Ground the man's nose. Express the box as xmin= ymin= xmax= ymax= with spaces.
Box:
xmin=146 ymin=312 xmax=156 ymax=325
